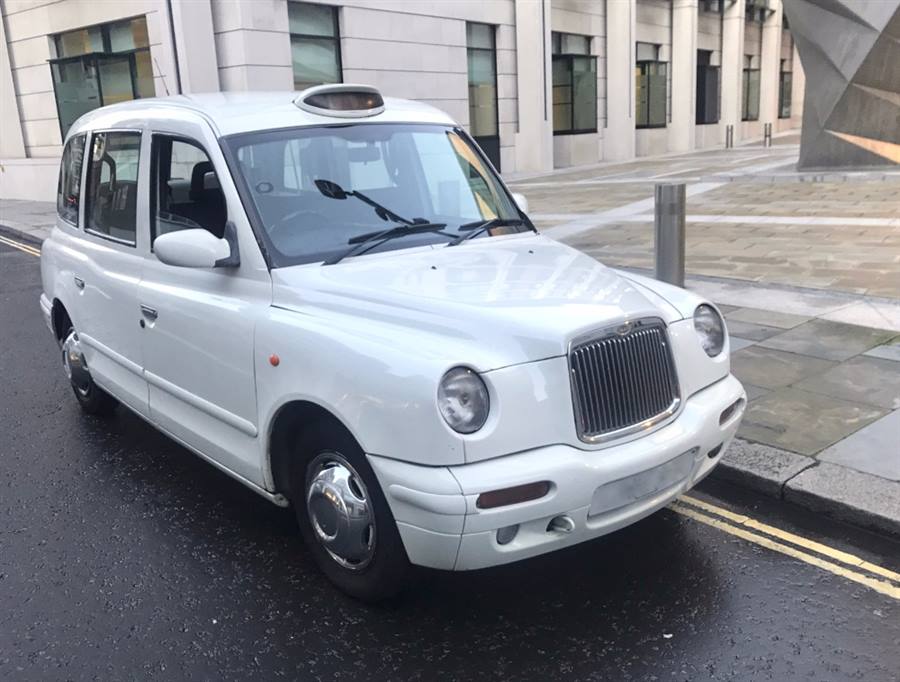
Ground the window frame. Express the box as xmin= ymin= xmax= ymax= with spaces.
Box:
xmin=49 ymin=18 xmax=152 ymax=138
xmin=695 ymin=50 xmax=720 ymax=125
xmin=83 ymin=129 xmax=143 ymax=248
xmin=551 ymin=32 xmax=598 ymax=136
xmin=465 ymin=21 xmax=501 ymax=169
xmin=57 ymin=133 xmax=87 ymax=227
xmin=778 ymin=60 xmax=793 ymax=119
xmin=741 ymin=56 xmax=761 ymax=122
xmin=289 ymin=2 xmax=343 ymax=90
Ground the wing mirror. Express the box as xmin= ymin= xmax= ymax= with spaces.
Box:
xmin=155 ymin=222 xmax=240 ymax=268
xmin=511 ymin=192 xmax=529 ymax=214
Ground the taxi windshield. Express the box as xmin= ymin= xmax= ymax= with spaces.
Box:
xmin=224 ymin=124 xmax=528 ymax=267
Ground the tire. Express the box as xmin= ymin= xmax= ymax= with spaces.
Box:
xmin=61 ymin=325 xmax=118 ymax=416
xmin=291 ymin=421 xmax=410 ymax=602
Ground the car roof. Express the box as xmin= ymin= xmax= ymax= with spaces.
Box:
xmin=66 ymin=89 xmax=457 ymax=139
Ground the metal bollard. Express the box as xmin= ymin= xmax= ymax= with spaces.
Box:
xmin=763 ymin=122 xmax=772 ymax=147
xmin=654 ymin=183 xmax=686 ymax=288
xmin=725 ymin=124 xmax=734 ymax=149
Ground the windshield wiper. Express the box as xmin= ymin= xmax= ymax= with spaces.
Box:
xmin=323 ymin=222 xmax=451 ymax=265
xmin=447 ymin=217 xmax=529 ymax=246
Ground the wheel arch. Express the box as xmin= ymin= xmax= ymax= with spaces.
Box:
xmin=267 ymin=399 xmax=362 ymax=501
xmin=51 ymin=297 xmax=72 ymax=343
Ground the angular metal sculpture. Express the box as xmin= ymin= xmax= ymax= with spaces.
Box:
xmin=783 ymin=0 xmax=900 ymax=169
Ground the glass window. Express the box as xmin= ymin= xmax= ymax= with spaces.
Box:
xmin=85 ymin=131 xmax=141 ymax=245
xmin=227 ymin=124 xmax=524 ymax=267
xmin=50 ymin=17 xmax=153 ymax=137
xmin=552 ymin=33 xmax=597 ymax=134
xmin=636 ymin=45 xmax=668 ymax=129
xmin=466 ymin=22 xmax=500 ymax=169
xmin=152 ymin=137 xmax=227 ymax=243
xmin=57 ymin=134 xmax=86 ymax=226
xmin=779 ymin=60 xmax=792 ymax=119
xmin=742 ymin=55 xmax=760 ymax=121
xmin=696 ymin=50 xmax=720 ymax=124
xmin=290 ymin=2 xmax=342 ymax=90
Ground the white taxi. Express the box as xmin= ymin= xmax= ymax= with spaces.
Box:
xmin=40 ymin=85 xmax=745 ymax=600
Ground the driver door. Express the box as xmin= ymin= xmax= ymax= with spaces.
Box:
xmin=138 ymin=123 xmax=271 ymax=484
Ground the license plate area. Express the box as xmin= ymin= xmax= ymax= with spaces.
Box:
xmin=588 ymin=447 xmax=698 ymax=517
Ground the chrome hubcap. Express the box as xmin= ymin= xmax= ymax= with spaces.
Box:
xmin=62 ymin=330 xmax=91 ymax=396
xmin=306 ymin=453 xmax=376 ymax=570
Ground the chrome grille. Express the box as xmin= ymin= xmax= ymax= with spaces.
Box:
xmin=569 ymin=319 xmax=680 ymax=442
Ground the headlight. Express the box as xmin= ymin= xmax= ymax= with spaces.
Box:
xmin=437 ymin=367 xmax=489 ymax=434
xmin=694 ymin=304 xmax=725 ymax=357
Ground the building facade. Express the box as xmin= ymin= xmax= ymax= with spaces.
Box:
xmin=0 ymin=0 xmax=804 ymax=201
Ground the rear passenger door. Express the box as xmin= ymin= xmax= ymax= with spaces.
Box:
xmin=76 ymin=130 xmax=149 ymax=416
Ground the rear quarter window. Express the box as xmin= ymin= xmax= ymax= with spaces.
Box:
xmin=57 ymin=134 xmax=86 ymax=226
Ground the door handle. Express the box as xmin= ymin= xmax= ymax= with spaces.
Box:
xmin=140 ymin=305 xmax=158 ymax=322
xmin=73 ymin=276 xmax=85 ymax=290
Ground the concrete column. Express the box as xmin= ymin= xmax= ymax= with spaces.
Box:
xmin=759 ymin=0 xmax=782 ymax=129
xmin=0 ymin=1 xmax=26 ymax=159
xmin=720 ymin=0 xmax=745 ymax=143
xmin=790 ymin=41 xmax=805 ymax=127
xmin=169 ymin=0 xmax=220 ymax=93
xmin=669 ymin=0 xmax=698 ymax=152
xmin=513 ymin=0 xmax=553 ymax=173
xmin=605 ymin=0 xmax=636 ymax=160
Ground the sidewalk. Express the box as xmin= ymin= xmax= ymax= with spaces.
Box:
xmin=2 ymin=145 xmax=899 ymax=534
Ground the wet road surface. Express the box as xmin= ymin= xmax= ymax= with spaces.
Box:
xmin=1 ymin=238 xmax=898 ymax=680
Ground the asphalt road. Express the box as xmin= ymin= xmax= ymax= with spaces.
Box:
xmin=2 ymin=237 xmax=899 ymax=681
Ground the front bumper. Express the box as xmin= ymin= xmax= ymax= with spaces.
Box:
xmin=40 ymin=293 xmax=53 ymax=334
xmin=368 ymin=374 xmax=746 ymax=571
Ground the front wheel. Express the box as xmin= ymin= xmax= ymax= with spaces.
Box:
xmin=61 ymin=327 xmax=117 ymax=416
xmin=292 ymin=423 xmax=409 ymax=602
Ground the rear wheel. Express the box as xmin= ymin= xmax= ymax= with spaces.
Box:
xmin=61 ymin=326 xmax=117 ymax=416
xmin=291 ymin=422 xmax=409 ymax=602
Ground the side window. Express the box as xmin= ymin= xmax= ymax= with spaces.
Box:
xmin=152 ymin=136 xmax=226 ymax=242
xmin=57 ymin=134 xmax=85 ymax=226
xmin=85 ymin=131 xmax=141 ymax=245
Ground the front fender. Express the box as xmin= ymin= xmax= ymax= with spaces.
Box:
xmin=255 ymin=306 xmax=467 ymax=471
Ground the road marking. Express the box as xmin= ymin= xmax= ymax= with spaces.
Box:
xmin=679 ymin=495 xmax=900 ymax=584
xmin=671 ymin=500 xmax=900 ymax=601
xmin=0 ymin=234 xmax=41 ymax=257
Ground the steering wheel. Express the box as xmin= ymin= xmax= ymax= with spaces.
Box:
xmin=268 ymin=209 xmax=331 ymax=241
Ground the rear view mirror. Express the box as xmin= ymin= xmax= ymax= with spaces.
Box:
xmin=511 ymin=192 xmax=529 ymax=214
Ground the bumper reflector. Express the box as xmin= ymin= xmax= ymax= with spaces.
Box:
xmin=476 ymin=481 xmax=551 ymax=510
xmin=496 ymin=525 xmax=519 ymax=545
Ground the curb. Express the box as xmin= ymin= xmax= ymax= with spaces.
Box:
xmin=711 ymin=439 xmax=900 ymax=538
xmin=0 ymin=222 xmax=45 ymax=247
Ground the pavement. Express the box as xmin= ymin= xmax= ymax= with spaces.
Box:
xmin=2 ymin=138 xmax=899 ymax=539
xmin=2 ymin=238 xmax=899 ymax=679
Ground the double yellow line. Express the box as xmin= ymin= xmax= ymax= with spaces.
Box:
xmin=0 ymin=233 xmax=41 ymax=257
xmin=672 ymin=495 xmax=900 ymax=600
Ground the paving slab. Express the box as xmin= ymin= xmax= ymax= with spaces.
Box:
xmin=730 ymin=346 xmax=835 ymax=390
xmin=760 ymin=319 xmax=895 ymax=362
xmin=724 ymin=320 xmax=783 ymax=342
xmin=725 ymin=307 xmax=811 ymax=329
xmin=729 ymin=337 xmax=755 ymax=352
xmin=794 ymin=356 xmax=900 ymax=410
xmin=738 ymin=388 xmax=886 ymax=455
xmin=862 ymin=337 xmax=900 ymax=363
xmin=785 ymin=462 xmax=900 ymax=536
xmin=818 ymin=411 xmax=900 ymax=482
xmin=743 ymin=384 xmax=771 ymax=402
xmin=821 ymin=300 xmax=900 ymax=332
xmin=712 ymin=439 xmax=815 ymax=497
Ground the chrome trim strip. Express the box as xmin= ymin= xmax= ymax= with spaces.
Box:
xmin=567 ymin=317 xmax=682 ymax=444
xmin=79 ymin=332 xmax=143 ymax=377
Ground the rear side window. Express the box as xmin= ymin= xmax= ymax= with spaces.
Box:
xmin=85 ymin=131 xmax=142 ymax=245
xmin=57 ymin=134 xmax=85 ymax=225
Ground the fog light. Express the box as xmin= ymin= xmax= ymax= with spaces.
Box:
xmin=496 ymin=524 xmax=519 ymax=545
xmin=719 ymin=398 xmax=745 ymax=425
xmin=476 ymin=481 xmax=551 ymax=509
